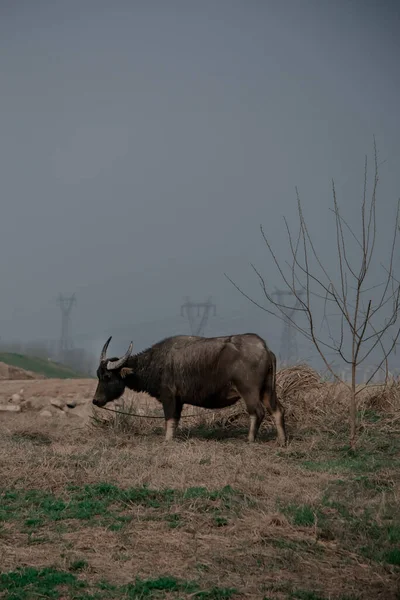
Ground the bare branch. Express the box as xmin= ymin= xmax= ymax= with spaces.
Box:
xmin=359 ymin=327 xmax=400 ymax=388
xmin=226 ymin=140 xmax=399 ymax=444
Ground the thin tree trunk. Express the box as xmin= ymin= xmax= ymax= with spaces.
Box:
xmin=350 ymin=362 xmax=357 ymax=448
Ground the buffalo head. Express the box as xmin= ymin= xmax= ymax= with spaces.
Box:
xmin=92 ymin=337 xmax=133 ymax=407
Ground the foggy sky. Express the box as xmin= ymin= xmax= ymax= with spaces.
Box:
xmin=1 ymin=0 xmax=399 ymax=364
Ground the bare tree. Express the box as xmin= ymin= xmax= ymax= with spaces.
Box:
xmin=226 ymin=140 xmax=400 ymax=446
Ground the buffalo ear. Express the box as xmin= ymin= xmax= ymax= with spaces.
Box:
xmin=120 ymin=367 xmax=134 ymax=379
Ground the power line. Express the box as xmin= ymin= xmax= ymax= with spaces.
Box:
xmin=57 ymin=293 xmax=76 ymax=361
xmin=180 ymin=296 xmax=216 ymax=336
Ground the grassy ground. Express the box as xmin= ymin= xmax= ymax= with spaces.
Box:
xmin=0 ymin=353 xmax=84 ymax=379
xmin=0 ymin=367 xmax=399 ymax=599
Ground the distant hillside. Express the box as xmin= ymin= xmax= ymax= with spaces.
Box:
xmin=0 ymin=353 xmax=84 ymax=379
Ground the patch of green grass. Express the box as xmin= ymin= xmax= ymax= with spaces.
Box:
xmin=300 ymin=433 xmax=400 ymax=475
xmin=0 ymin=483 xmax=248 ymax=533
xmin=0 ymin=566 xmax=84 ymax=599
xmin=290 ymin=592 xmax=327 ymax=600
xmin=279 ymin=502 xmax=315 ymax=527
xmin=357 ymin=519 xmax=400 ymax=565
xmin=277 ymin=477 xmax=400 ymax=570
xmin=0 ymin=567 xmax=237 ymax=599
xmin=166 ymin=513 xmax=182 ymax=528
xmin=301 ymin=451 xmax=395 ymax=474
xmin=213 ymin=516 xmax=228 ymax=527
xmin=322 ymin=506 xmax=400 ymax=566
xmin=0 ymin=352 xmax=85 ymax=378
xmin=68 ymin=559 xmax=88 ymax=572
xmin=273 ymin=475 xmax=399 ymax=568
xmin=351 ymin=474 xmax=394 ymax=492
xmin=359 ymin=409 xmax=382 ymax=423
xmin=383 ymin=548 xmax=400 ymax=566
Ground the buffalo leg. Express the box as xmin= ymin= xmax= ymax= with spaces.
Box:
xmin=238 ymin=389 xmax=265 ymax=442
xmin=262 ymin=389 xmax=287 ymax=446
xmin=263 ymin=354 xmax=287 ymax=445
xmin=162 ymin=395 xmax=183 ymax=442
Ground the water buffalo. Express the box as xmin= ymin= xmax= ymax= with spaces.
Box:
xmin=92 ymin=333 xmax=287 ymax=445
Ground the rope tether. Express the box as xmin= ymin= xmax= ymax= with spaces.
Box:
xmin=97 ymin=404 xmax=201 ymax=419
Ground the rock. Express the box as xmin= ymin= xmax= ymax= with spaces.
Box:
xmin=9 ymin=393 xmax=22 ymax=405
xmin=0 ymin=404 xmax=21 ymax=412
xmin=8 ymin=388 xmax=25 ymax=405
xmin=50 ymin=398 xmax=65 ymax=410
xmin=66 ymin=400 xmax=77 ymax=408
xmin=39 ymin=409 xmax=52 ymax=418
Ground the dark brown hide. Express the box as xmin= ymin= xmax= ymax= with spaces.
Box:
xmin=93 ymin=334 xmax=286 ymax=444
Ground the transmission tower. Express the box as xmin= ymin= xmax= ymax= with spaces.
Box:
xmin=180 ymin=296 xmax=216 ymax=336
xmin=57 ymin=293 xmax=76 ymax=361
xmin=272 ymin=289 xmax=304 ymax=366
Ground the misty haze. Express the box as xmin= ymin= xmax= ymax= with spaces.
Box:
xmin=1 ymin=1 xmax=399 ymax=379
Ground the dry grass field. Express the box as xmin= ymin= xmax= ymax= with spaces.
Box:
xmin=0 ymin=366 xmax=399 ymax=599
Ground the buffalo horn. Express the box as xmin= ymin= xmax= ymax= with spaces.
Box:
xmin=100 ymin=336 xmax=112 ymax=362
xmin=106 ymin=341 xmax=133 ymax=371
